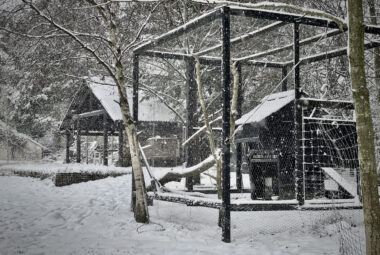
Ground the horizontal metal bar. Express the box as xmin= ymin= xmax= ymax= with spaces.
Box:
xmin=236 ymin=29 xmax=343 ymax=62
xmin=242 ymin=59 xmax=287 ymax=68
xmin=134 ymin=9 xmax=221 ymax=54
xmin=79 ymin=132 xmax=120 ymax=137
xmin=303 ymin=117 xmax=356 ymax=123
xmin=284 ymin=40 xmax=380 ymax=66
xmin=229 ymin=6 xmax=380 ymax=35
xmin=364 ymin=24 xmax=380 ymax=34
xmin=300 ymin=98 xmax=354 ymax=109
xmin=195 ymin=21 xmax=286 ymax=56
xmin=142 ymin=50 xmax=286 ymax=68
xmin=230 ymin=7 xmax=343 ymax=29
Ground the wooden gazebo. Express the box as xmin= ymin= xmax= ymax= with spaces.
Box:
xmin=60 ymin=76 xmax=180 ymax=166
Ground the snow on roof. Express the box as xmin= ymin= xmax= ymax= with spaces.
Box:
xmin=235 ymin=90 xmax=294 ymax=125
xmin=0 ymin=120 xmax=47 ymax=149
xmin=87 ymin=76 xmax=175 ymax=122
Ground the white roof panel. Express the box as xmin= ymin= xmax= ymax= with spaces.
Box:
xmin=235 ymin=90 xmax=294 ymax=125
xmin=87 ymin=76 xmax=175 ymax=122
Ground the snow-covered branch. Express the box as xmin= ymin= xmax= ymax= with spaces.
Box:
xmin=120 ymin=2 xmax=161 ymax=57
xmin=182 ymin=116 xmax=222 ymax=147
xmin=21 ymin=0 xmax=116 ymax=81
xmin=0 ymin=27 xmax=67 ymax=39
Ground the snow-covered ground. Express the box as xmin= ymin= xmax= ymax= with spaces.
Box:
xmin=0 ymin=174 xmax=366 ymax=255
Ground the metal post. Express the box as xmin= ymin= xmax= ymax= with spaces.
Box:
xmin=132 ymin=53 xmax=139 ymax=211
xmin=221 ymin=6 xmax=231 ymax=243
xmin=282 ymin=66 xmax=288 ymax=91
xmin=293 ymin=22 xmax=304 ymax=205
xmin=236 ymin=62 xmax=243 ymax=192
xmin=85 ymin=128 xmax=89 ymax=164
xmin=76 ymin=118 xmax=81 ymax=163
xmin=133 ymin=54 xmax=139 ymax=123
xmin=103 ymin=113 xmax=108 ymax=166
xmin=185 ymin=58 xmax=197 ymax=190
xmin=65 ymin=129 xmax=70 ymax=164
xmin=118 ymin=122 xmax=125 ymax=167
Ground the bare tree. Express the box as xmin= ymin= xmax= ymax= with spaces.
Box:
xmin=16 ymin=0 xmax=158 ymax=223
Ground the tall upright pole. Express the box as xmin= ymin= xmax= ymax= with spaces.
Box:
xmin=221 ymin=6 xmax=231 ymax=243
xmin=65 ymin=129 xmax=70 ymax=164
xmin=76 ymin=118 xmax=81 ymax=163
xmin=131 ymin=53 xmax=139 ymax=211
xmin=293 ymin=22 xmax=304 ymax=205
xmin=133 ymin=54 xmax=139 ymax=124
xmin=103 ymin=113 xmax=108 ymax=166
xmin=282 ymin=66 xmax=288 ymax=91
xmin=235 ymin=62 xmax=243 ymax=192
xmin=185 ymin=58 xmax=197 ymax=191
xmin=118 ymin=121 xmax=125 ymax=167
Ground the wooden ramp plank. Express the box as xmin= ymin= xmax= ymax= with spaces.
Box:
xmin=321 ymin=167 xmax=358 ymax=198
xmin=148 ymin=192 xmax=362 ymax=211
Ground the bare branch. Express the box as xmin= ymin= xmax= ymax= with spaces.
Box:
xmin=84 ymin=0 xmax=109 ymax=20
xmin=120 ymin=1 xmax=161 ymax=57
xmin=22 ymin=0 xmax=116 ymax=81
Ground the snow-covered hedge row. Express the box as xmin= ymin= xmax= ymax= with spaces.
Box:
xmin=0 ymin=162 xmax=132 ymax=175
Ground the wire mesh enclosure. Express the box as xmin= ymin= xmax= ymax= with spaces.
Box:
xmin=131 ymin=4 xmax=380 ymax=253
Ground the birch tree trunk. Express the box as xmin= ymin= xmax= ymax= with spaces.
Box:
xmin=109 ymin=4 xmax=149 ymax=223
xmin=194 ymin=56 xmax=222 ymax=198
xmin=347 ymin=1 xmax=380 ymax=254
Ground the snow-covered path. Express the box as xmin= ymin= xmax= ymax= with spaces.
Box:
xmin=0 ymin=175 xmax=346 ymax=254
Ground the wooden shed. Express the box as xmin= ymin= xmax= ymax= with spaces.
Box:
xmin=0 ymin=120 xmax=47 ymax=161
xmin=235 ymin=90 xmax=359 ymax=200
xmin=60 ymin=76 xmax=181 ymax=166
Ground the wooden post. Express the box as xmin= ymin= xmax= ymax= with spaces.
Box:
xmin=85 ymin=127 xmax=89 ymax=164
xmin=118 ymin=121 xmax=125 ymax=167
xmin=185 ymin=58 xmax=198 ymax=190
xmin=65 ymin=129 xmax=70 ymax=164
xmin=293 ymin=22 xmax=304 ymax=205
xmin=282 ymin=66 xmax=288 ymax=91
xmin=76 ymin=118 xmax=81 ymax=163
xmin=236 ymin=62 xmax=243 ymax=192
xmin=221 ymin=6 xmax=231 ymax=243
xmin=103 ymin=113 xmax=108 ymax=166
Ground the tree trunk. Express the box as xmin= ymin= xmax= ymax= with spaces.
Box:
xmin=116 ymin=75 xmax=149 ymax=223
xmin=109 ymin=4 xmax=149 ymax=223
xmin=194 ymin=56 xmax=222 ymax=198
xmin=347 ymin=1 xmax=380 ymax=254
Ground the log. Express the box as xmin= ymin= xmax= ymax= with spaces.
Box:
xmin=158 ymin=154 xmax=217 ymax=187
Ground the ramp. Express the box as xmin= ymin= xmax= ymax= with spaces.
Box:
xmin=321 ymin=167 xmax=358 ymax=198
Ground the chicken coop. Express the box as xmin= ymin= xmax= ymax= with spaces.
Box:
xmin=235 ymin=90 xmax=359 ymax=201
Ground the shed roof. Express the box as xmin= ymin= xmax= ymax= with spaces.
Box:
xmin=235 ymin=90 xmax=294 ymax=125
xmin=87 ymin=76 xmax=176 ymax=122
xmin=0 ymin=120 xmax=47 ymax=149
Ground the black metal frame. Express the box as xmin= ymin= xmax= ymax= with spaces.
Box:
xmin=132 ymin=5 xmax=380 ymax=243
